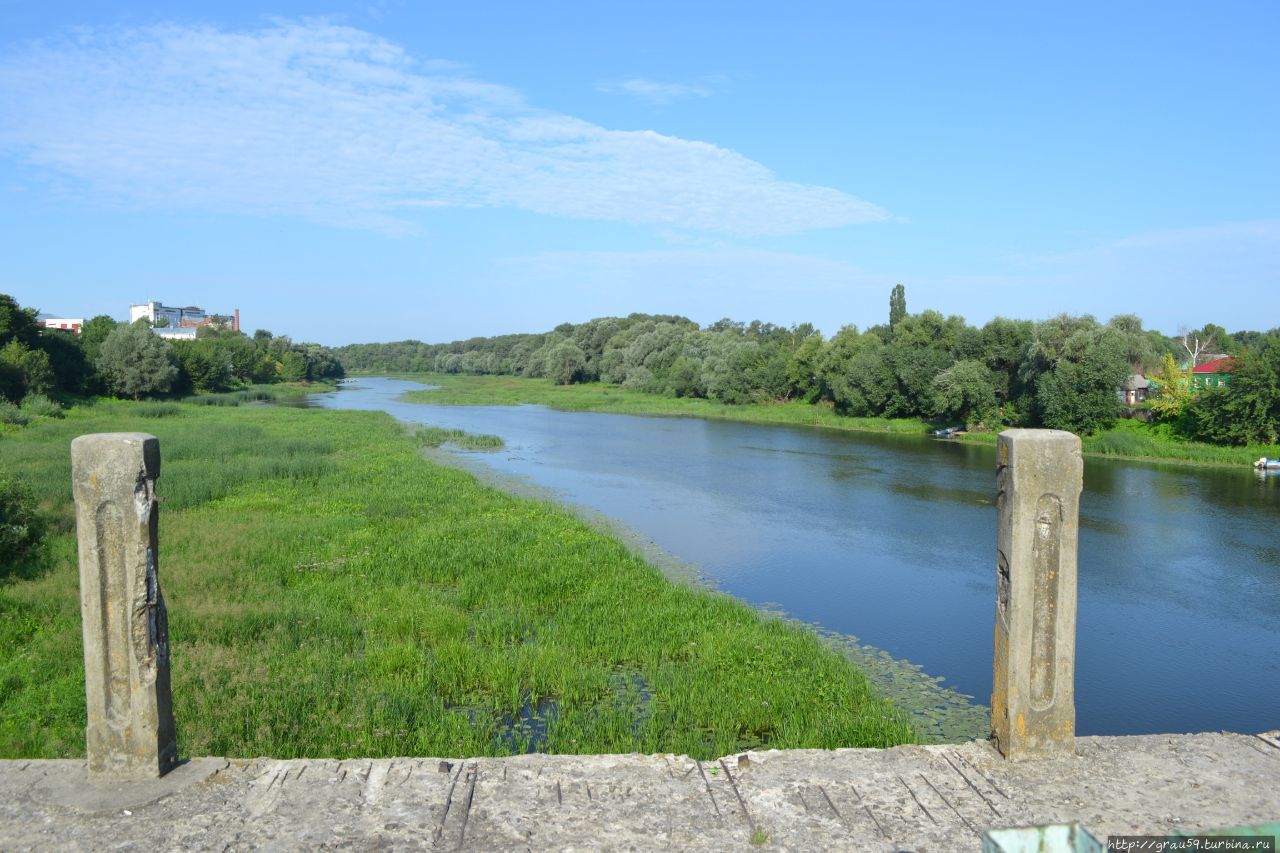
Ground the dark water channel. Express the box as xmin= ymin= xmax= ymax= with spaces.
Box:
xmin=314 ymin=378 xmax=1279 ymax=738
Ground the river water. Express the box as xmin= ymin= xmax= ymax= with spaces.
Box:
xmin=313 ymin=377 xmax=1279 ymax=737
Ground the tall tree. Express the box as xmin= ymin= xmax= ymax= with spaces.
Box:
xmin=933 ymin=359 xmax=998 ymax=424
xmin=0 ymin=340 xmax=55 ymax=402
xmin=1034 ymin=327 xmax=1129 ymax=434
xmin=1178 ymin=326 xmax=1218 ymax=367
xmin=889 ymin=284 xmax=907 ymax=328
xmin=1147 ymin=353 xmax=1193 ymax=421
xmin=0 ymin=294 xmax=41 ymax=349
xmin=542 ymin=339 xmax=587 ymax=385
xmin=96 ymin=321 xmax=179 ymax=399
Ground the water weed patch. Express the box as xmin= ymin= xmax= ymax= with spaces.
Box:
xmin=415 ymin=425 xmax=505 ymax=450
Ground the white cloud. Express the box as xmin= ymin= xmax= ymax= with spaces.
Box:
xmin=596 ymin=77 xmax=712 ymax=105
xmin=0 ymin=21 xmax=887 ymax=236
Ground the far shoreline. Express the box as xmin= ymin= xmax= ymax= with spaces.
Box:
xmin=346 ymin=372 xmax=1280 ymax=471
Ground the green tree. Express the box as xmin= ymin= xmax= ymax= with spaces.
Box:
xmin=0 ymin=475 xmax=44 ymax=575
xmin=881 ymin=311 xmax=963 ymax=417
xmin=0 ymin=293 xmax=41 ymax=349
xmin=701 ymin=334 xmax=760 ymax=403
xmin=820 ymin=329 xmax=894 ymax=415
xmin=79 ymin=315 xmax=119 ymax=363
xmin=785 ymin=331 xmax=825 ymax=402
xmin=1107 ymin=314 xmax=1158 ymax=371
xmin=38 ymin=329 xmax=89 ymax=395
xmin=542 ymin=339 xmax=587 ymax=385
xmin=0 ymin=340 xmax=55 ymax=402
xmin=889 ymin=284 xmax=906 ymax=328
xmin=280 ymin=351 xmax=308 ymax=382
xmin=666 ymin=355 xmax=704 ymax=398
xmin=1186 ymin=343 xmax=1280 ymax=445
xmin=979 ymin=317 xmax=1034 ymax=419
xmin=932 ymin=359 xmax=998 ymax=424
xmin=1147 ymin=353 xmax=1192 ymax=421
xmin=96 ymin=321 xmax=179 ymax=399
xmin=1034 ymin=328 xmax=1129 ymax=434
xmin=173 ymin=339 xmax=232 ymax=392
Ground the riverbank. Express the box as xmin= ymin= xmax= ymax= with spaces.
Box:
xmin=392 ymin=373 xmax=1280 ymax=468
xmin=0 ymin=397 xmax=914 ymax=761
xmin=414 ymin=442 xmax=989 ymax=745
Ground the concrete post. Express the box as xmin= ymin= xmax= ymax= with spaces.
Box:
xmin=991 ymin=429 xmax=1082 ymax=760
xmin=71 ymin=433 xmax=178 ymax=779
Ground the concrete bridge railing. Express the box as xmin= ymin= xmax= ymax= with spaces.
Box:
xmin=69 ymin=428 xmax=1083 ymax=779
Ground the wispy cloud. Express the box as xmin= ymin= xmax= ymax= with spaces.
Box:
xmin=0 ymin=21 xmax=887 ymax=236
xmin=1023 ymin=219 xmax=1280 ymax=266
xmin=595 ymin=77 xmax=712 ymax=105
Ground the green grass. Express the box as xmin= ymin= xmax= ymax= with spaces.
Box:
xmin=415 ymin=426 xmax=505 ymax=450
xmin=1080 ymin=418 xmax=1280 ymax=466
xmin=0 ymin=398 xmax=915 ymax=760
xmin=182 ymin=383 xmax=321 ymax=407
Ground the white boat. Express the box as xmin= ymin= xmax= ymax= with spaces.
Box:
xmin=1253 ymin=457 xmax=1280 ymax=470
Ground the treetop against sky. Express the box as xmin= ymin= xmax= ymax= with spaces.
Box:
xmin=0 ymin=2 xmax=1276 ymax=346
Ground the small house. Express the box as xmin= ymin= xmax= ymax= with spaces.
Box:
xmin=1119 ymin=374 xmax=1150 ymax=405
xmin=1191 ymin=356 xmax=1236 ymax=390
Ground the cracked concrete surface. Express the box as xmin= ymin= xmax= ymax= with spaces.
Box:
xmin=2 ymin=733 xmax=1277 ymax=851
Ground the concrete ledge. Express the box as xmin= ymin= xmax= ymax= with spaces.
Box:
xmin=2 ymin=734 xmax=1277 ymax=851
xmin=13 ymin=757 xmax=228 ymax=816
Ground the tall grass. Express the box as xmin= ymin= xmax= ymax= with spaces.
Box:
xmin=0 ymin=399 xmax=915 ymax=760
xmin=182 ymin=385 xmax=308 ymax=407
xmin=415 ymin=426 xmax=505 ymax=450
xmin=1083 ymin=419 xmax=1279 ymax=466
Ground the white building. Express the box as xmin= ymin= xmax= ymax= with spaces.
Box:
xmin=41 ymin=317 xmax=84 ymax=334
xmin=129 ymin=301 xmax=240 ymax=340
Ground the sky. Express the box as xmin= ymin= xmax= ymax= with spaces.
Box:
xmin=0 ymin=1 xmax=1276 ymax=346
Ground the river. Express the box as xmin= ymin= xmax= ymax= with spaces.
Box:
xmin=312 ymin=377 xmax=1279 ymax=737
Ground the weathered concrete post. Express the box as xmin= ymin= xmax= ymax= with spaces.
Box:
xmin=71 ymin=433 xmax=178 ymax=779
xmin=991 ymin=429 xmax=1082 ymax=760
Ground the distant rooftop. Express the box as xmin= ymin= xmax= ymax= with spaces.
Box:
xmin=1192 ymin=356 xmax=1237 ymax=375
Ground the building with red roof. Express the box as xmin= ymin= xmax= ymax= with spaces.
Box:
xmin=1191 ymin=356 xmax=1237 ymax=390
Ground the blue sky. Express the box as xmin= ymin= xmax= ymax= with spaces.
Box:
xmin=1 ymin=1 xmax=1276 ymax=346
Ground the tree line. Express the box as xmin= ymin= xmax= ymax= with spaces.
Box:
xmin=1 ymin=293 xmax=344 ymax=420
xmin=336 ymin=287 xmax=1280 ymax=446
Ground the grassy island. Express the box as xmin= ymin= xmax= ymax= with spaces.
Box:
xmin=0 ymin=398 xmax=915 ymax=760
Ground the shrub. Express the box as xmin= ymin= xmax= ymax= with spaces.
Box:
xmin=19 ymin=393 xmax=63 ymax=419
xmin=0 ymin=399 xmax=28 ymax=426
xmin=0 ymin=476 xmax=43 ymax=568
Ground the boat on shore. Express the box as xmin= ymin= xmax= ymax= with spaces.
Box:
xmin=1253 ymin=457 xmax=1280 ymax=470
